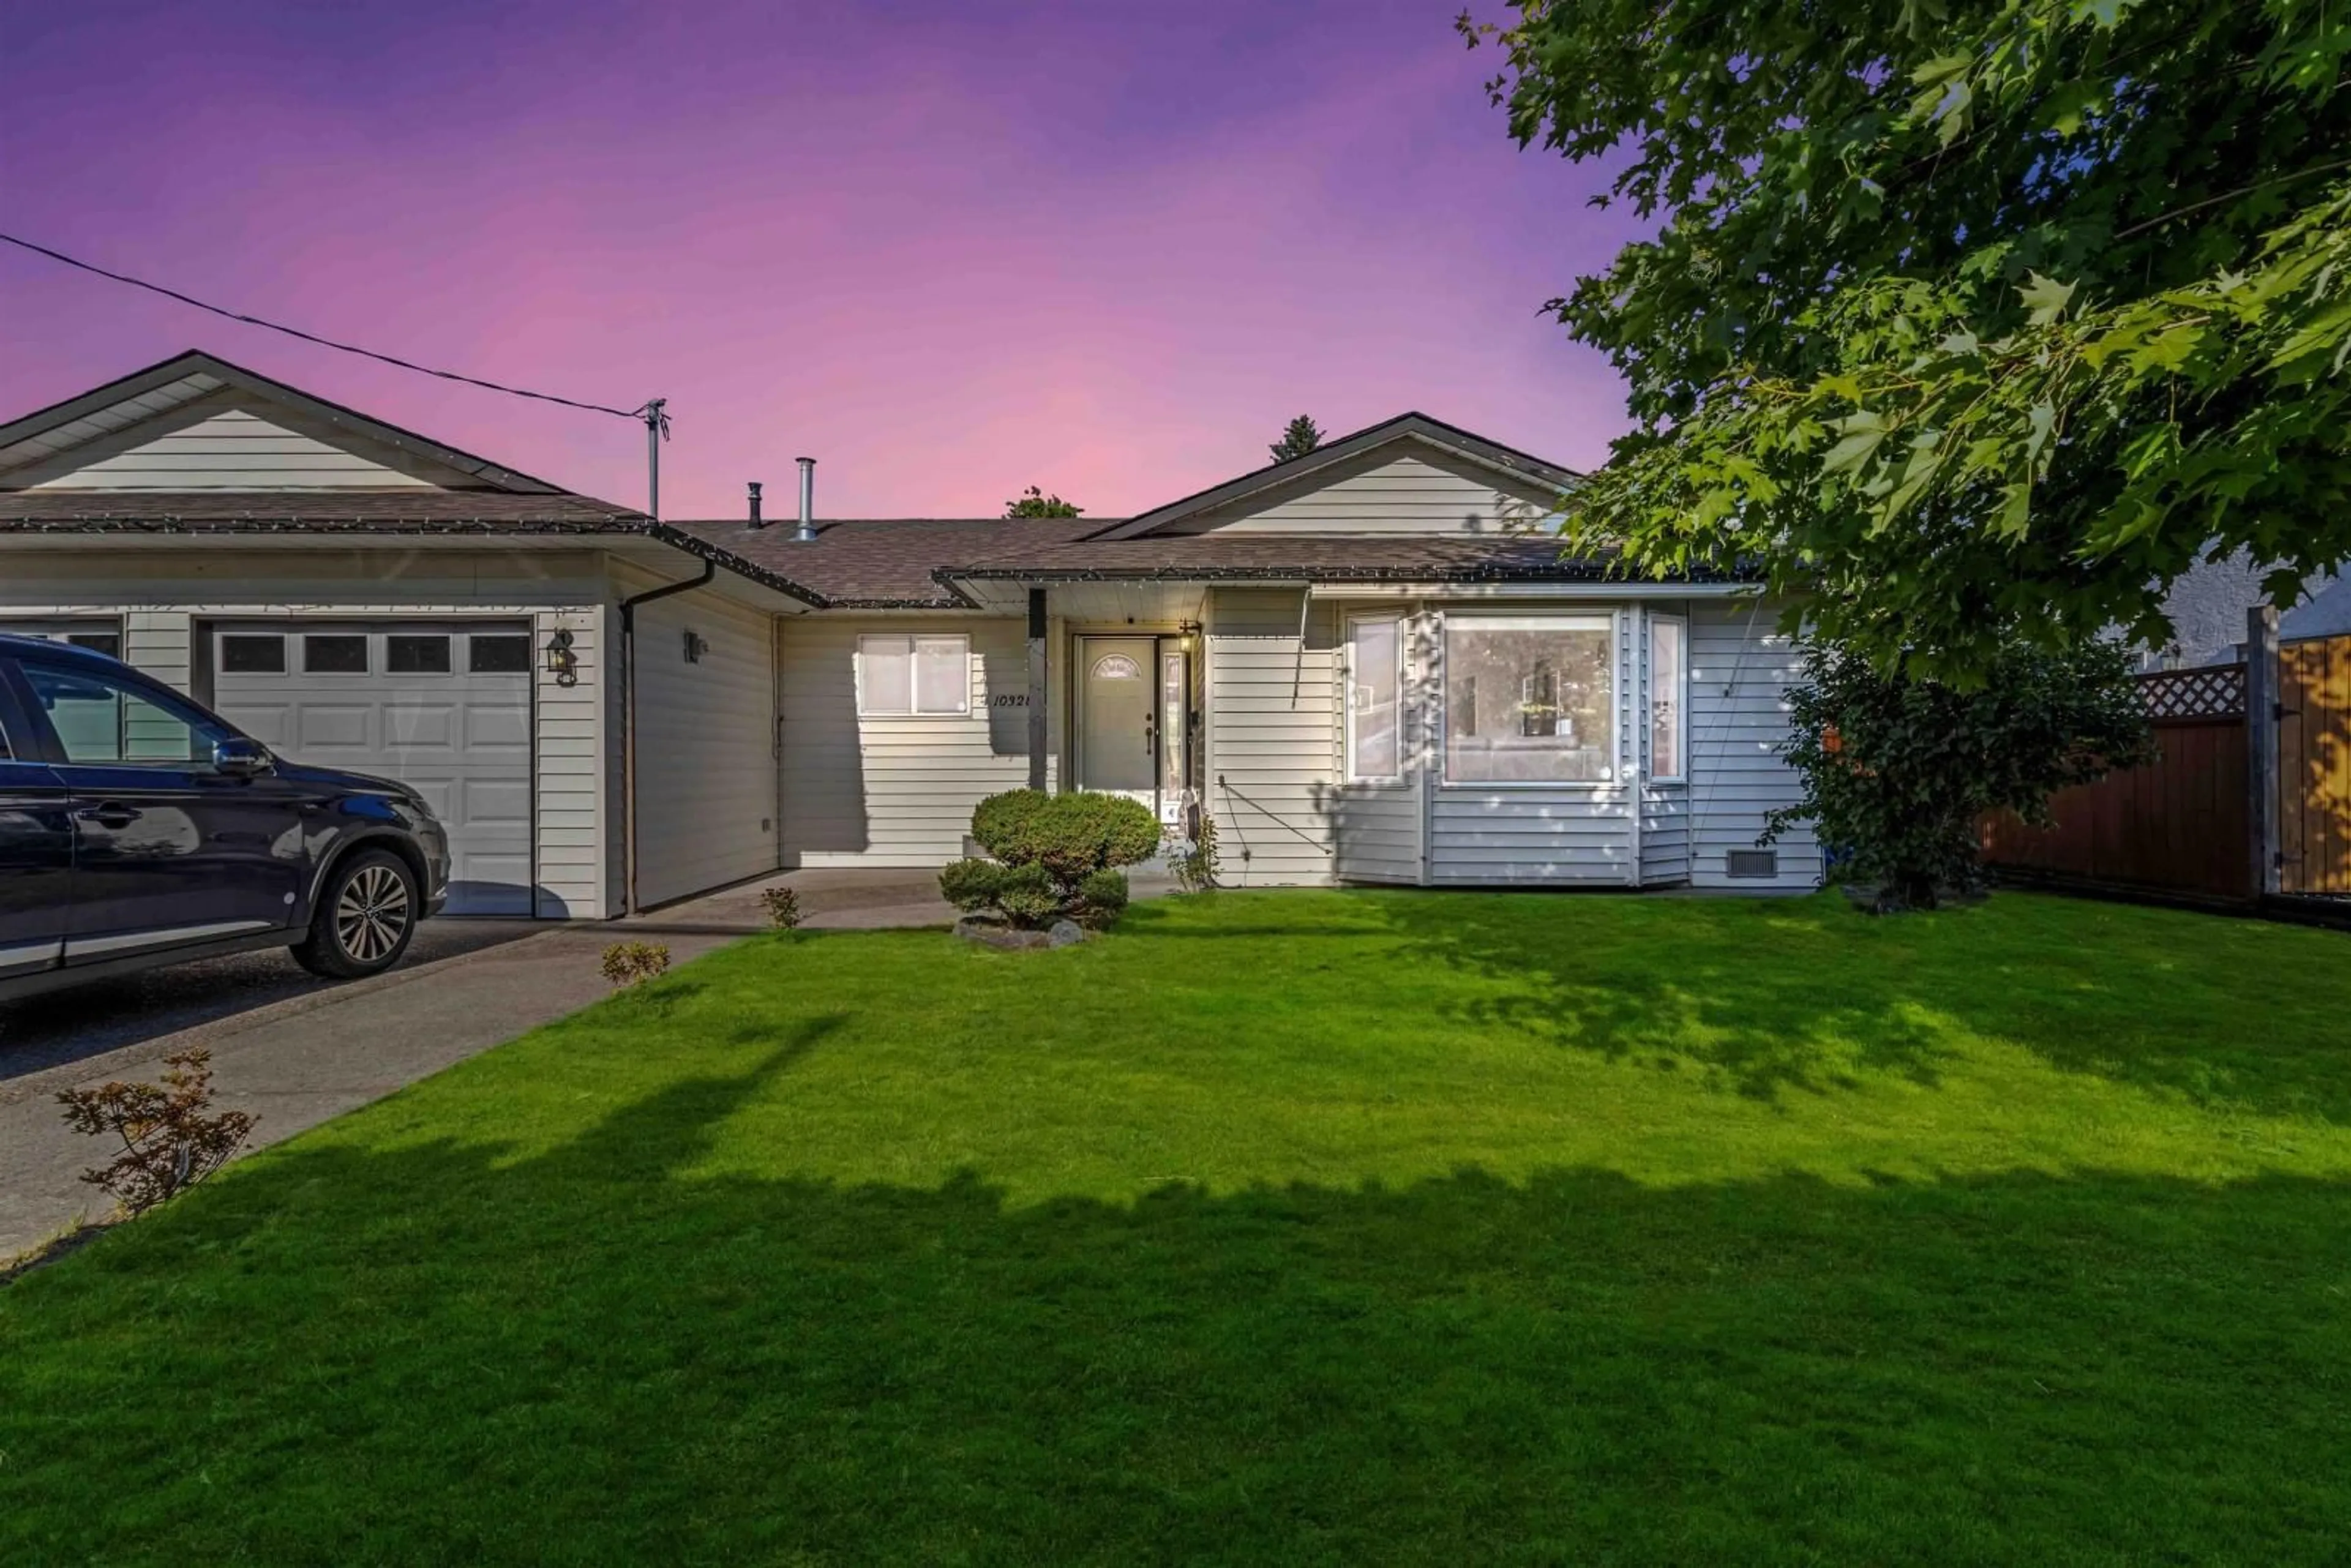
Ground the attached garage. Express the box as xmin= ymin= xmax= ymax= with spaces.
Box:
xmin=208 ymin=621 xmax=536 ymax=915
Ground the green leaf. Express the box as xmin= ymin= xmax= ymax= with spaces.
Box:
xmin=2017 ymin=272 xmax=2077 ymax=326
xmin=1820 ymin=410 xmax=1889 ymax=475
xmin=1910 ymin=53 xmax=1973 ymax=88
xmin=2023 ymin=402 xmax=2056 ymax=468
xmin=1994 ymin=481 xmax=2033 ymax=539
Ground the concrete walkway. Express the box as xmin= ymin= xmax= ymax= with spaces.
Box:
xmin=0 ymin=869 xmax=957 ymax=1262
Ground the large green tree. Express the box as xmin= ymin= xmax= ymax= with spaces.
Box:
xmin=1469 ymin=0 xmax=2351 ymax=677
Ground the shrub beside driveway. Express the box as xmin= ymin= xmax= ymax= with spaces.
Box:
xmin=2 ymin=890 xmax=2347 ymax=1562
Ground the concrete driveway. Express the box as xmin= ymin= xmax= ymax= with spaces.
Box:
xmin=1 ymin=869 xmax=958 ymax=1263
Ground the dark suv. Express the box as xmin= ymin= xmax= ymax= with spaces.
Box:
xmin=0 ymin=632 xmax=449 ymax=1003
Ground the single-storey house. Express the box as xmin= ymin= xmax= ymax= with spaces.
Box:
xmin=0 ymin=350 xmax=1818 ymax=916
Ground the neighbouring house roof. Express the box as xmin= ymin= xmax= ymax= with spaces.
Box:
xmin=0 ymin=350 xmax=568 ymax=493
xmin=659 ymin=516 xmax=1103 ymax=607
xmin=1086 ymin=412 xmax=1584 ymax=541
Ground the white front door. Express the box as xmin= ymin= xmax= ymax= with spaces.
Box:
xmin=1078 ymin=637 xmax=1158 ymax=805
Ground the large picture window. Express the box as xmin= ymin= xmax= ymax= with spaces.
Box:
xmin=1345 ymin=614 xmax=1403 ymax=781
xmin=1442 ymin=614 xmax=1614 ymax=784
xmin=857 ymin=634 xmax=970 ymax=716
xmin=1649 ymin=614 xmax=1686 ymax=781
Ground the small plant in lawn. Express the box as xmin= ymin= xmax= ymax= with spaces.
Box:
xmin=55 ymin=1049 xmax=254 ymax=1217
xmin=1169 ymin=812 xmax=1220 ymax=893
xmin=760 ymin=886 xmax=803 ymax=932
xmin=601 ymin=942 xmax=672 ymax=988
xmin=941 ymin=789 xmax=1160 ymax=930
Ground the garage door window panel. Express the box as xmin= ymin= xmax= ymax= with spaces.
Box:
xmin=469 ymin=635 xmax=531 ymax=675
xmin=388 ymin=635 xmax=453 ymax=675
xmin=304 ymin=635 xmax=369 ymax=675
xmin=221 ymin=635 xmax=286 ymax=674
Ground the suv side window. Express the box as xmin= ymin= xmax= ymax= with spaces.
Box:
xmin=18 ymin=662 xmax=231 ymax=766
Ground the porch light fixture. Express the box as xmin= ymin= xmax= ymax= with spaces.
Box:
xmin=545 ymin=627 xmax=579 ymax=686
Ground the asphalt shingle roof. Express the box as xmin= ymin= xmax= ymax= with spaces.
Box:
xmin=660 ymin=516 xmax=1101 ymax=607
xmin=0 ymin=490 xmax=643 ymax=530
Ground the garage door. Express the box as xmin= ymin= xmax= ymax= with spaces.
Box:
xmin=209 ymin=623 xmax=534 ymax=915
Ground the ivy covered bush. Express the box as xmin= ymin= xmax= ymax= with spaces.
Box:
xmin=1767 ymin=639 xmax=2153 ymax=912
xmin=942 ymin=790 xmax=1161 ymax=929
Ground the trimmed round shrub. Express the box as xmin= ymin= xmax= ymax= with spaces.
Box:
xmin=970 ymin=789 xmax=1161 ymax=889
xmin=938 ymin=858 xmax=1007 ymax=912
xmin=970 ymin=790 xmax=1055 ymax=869
xmin=994 ymin=863 xmax=1062 ymax=927
xmin=1071 ymin=868 xmax=1129 ymax=928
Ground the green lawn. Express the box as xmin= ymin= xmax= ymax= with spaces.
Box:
xmin=4 ymin=890 xmax=2349 ymax=1564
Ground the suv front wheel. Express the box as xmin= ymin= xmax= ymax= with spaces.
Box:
xmin=292 ymin=850 xmax=421 ymax=979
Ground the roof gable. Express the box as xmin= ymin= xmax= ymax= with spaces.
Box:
xmin=0 ymin=350 xmax=564 ymax=493
xmin=1091 ymin=413 xmax=1581 ymax=540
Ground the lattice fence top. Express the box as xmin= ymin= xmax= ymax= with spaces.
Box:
xmin=2139 ymin=662 xmax=2245 ymax=720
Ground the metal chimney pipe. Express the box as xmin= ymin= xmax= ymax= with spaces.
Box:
xmin=747 ymin=481 xmax=763 ymax=528
xmin=795 ymin=457 xmax=817 ymax=542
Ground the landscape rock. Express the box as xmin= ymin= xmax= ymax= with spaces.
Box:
xmin=1047 ymin=919 xmax=1089 ymax=948
xmin=954 ymin=917 xmax=1051 ymax=951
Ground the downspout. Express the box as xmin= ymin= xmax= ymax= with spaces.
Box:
xmin=618 ymin=555 xmax=716 ymax=915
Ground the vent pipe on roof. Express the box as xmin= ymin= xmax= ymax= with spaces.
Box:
xmin=747 ymin=481 xmax=764 ymax=528
xmin=795 ymin=457 xmax=817 ymax=542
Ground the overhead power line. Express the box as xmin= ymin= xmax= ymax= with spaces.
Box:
xmin=0 ymin=230 xmax=654 ymax=423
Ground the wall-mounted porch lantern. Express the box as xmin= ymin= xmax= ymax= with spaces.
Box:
xmin=545 ymin=627 xmax=579 ymax=686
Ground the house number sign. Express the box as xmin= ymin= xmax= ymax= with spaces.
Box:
xmin=991 ymin=693 xmax=1029 ymax=708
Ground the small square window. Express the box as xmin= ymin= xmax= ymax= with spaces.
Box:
xmin=66 ymin=631 xmax=123 ymax=659
xmin=469 ymin=634 xmax=531 ymax=674
xmin=221 ymin=634 xmax=287 ymax=674
xmin=857 ymin=634 xmax=969 ymax=716
xmin=387 ymin=634 xmax=452 ymax=675
xmin=304 ymin=634 xmax=369 ymax=674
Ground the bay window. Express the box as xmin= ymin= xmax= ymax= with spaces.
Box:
xmin=1442 ymin=614 xmax=1614 ymax=784
xmin=1649 ymin=613 xmax=1686 ymax=781
xmin=1345 ymin=614 xmax=1403 ymax=781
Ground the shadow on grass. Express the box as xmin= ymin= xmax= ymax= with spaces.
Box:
xmin=2 ymin=1024 xmax=2345 ymax=1565
xmin=1209 ymin=889 xmax=2351 ymax=1119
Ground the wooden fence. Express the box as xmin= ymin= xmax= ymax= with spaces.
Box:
xmin=2281 ymin=633 xmax=2351 ymax=895
xmin=1981 ymin=664 xmax=2252 ymax=902
xmin=1983 ymin=625 xmax=2351 ymax=905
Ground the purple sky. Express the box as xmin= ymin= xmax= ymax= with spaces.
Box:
xmin=0 ymin=1 xmax=1641 ymax=518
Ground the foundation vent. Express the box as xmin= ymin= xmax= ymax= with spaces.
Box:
xmin=1725 ymin=849 xmax=1779 ymax=880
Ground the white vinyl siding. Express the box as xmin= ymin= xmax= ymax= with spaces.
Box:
xmin=779 ymin=616 xmax=1049 ymax=869
xmin=1161 ymin=446 xmax=1565 ymax=535
xmin=629 ymin=584 xmax=779 ymax=908
xmin=0 ymin=549 xmax=617 ymax=918
xmin=13 ymin=402 xmax=466 ymax=490
xmin=1687 ymin=598 xmax=1818 ymax=890
xmin=1204 ymin=588 xmax=1338 ymax=887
